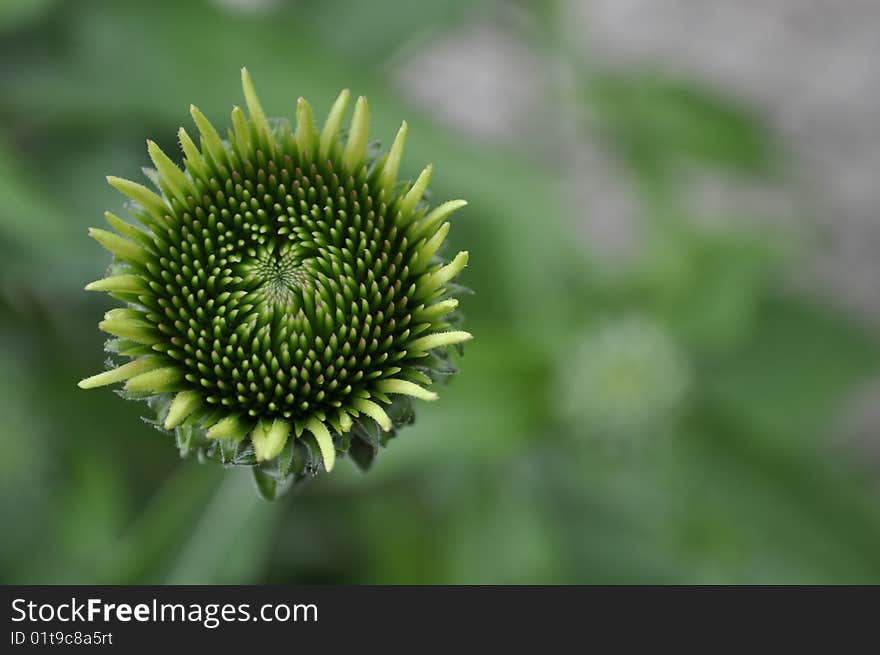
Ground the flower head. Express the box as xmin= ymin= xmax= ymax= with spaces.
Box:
xmin=558 ymin=315 xmax=689 ymax=440
xmin=79 ymin=70 xmax=471 ymax=496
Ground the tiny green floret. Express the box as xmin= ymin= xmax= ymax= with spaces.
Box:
xmin=80 ymin=69 xmax=472 ymax=498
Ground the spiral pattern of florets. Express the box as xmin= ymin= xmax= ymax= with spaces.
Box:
xmin=79 ymin=70 xmax=471 ymax=486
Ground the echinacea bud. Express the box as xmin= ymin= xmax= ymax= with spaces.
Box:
xmin=80 ymin=69 xmax=472 ymax=498
xmin=557 ymin=316 xmax=690 ymax=441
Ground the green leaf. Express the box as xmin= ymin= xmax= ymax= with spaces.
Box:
xmin=583 ymin=71 xmax=777 ymax=176
xmin=630 ymin=224 xmax=785 ymax=353
xmin=704 ymin=297 xmax=880 ymax=441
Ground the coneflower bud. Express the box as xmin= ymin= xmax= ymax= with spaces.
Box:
xmin=79 ymin=69 xmax=472 ymax=497
xmin=557 ymin=316 xmax=689 ymax=441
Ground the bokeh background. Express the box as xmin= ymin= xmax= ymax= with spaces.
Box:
xmin=3 ymin=0 xmax=880 ymax=584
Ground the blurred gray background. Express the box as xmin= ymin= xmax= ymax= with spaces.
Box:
xmin=397 ymin=0 xmax=880 ymax=318
xmin=392 ymin=0 xmax=880 ymax=464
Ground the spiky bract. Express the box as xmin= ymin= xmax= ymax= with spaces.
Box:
xmin=80 ymin=70 xmax=471 ymax=496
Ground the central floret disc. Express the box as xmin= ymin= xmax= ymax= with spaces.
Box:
xmin=252 ymin=247 xmax=308 ymax=305
xmin=176 ymin=156 xmax=402 ymax=422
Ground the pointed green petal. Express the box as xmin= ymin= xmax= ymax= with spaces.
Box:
xmin=380 ymin=121 xmax=408 ymax=195
xmin=307 ymin=418 xmax=336 ymax=472
xmin=252 ymin=418 xmax=290 ymax=462
xmin=424 ymin=250 xmax=468 ymax=290
xmin=240 ymin=67 xmax=271 ymax=144
xmin=352 ymin=398 xmax=392 ymax=431
xmin=106 ymin=176 xmax=168 ymax=221
xmin=190 ymin=105 xmax=229 ymax=167
xmin=413 ymin=298 xmax=458 ymax=323
xmin=409 ymin=330 xmax=473 ymax=353
xmin=408 ymin=370 xmax=434 ymax=386
xmin=98 ymin=318 xmax=160 ymax=344
xmin=115 ymin=343 xmax=156 ymax=357
xmin=104 ymin=307 xmax=143 ymax=321
xmin=104 ymin=211 xmax=153 ymax=247
xmin=78 ymin=357 xmax=164 ymax=389
xmin=319 ymin=88 xmax=350 ymax=161
xmin=84 ymin=275 xmax=148 ymax=294
xmin=411 ymin=199 xmax=467 ymax=240
xmin=164 ymin=390 xmax=203 ymax=429
xmin=230 ymin=106 xmax=250 ymax=151
xmin=411 ymin=222 xmax=450 ymax=272
xmin=207 ymin=415 xmax=249 ymax=441
xmin=376 ymin=379 xmax=438 ymax=401
xmin=88 ymin=228 xmax=149 ymax=265
xmin=147 ymin=139 xmax=193 ymax=204
xmin=343 ymin=96 xmax=369 ymax=172
xmin=398 ymin=164 xmax=432 ymax=218
xmin=295 ymin=97 xmax=319 ymax=156
xmin=177 ymin=127 xmax=209 ymax=180
xmin=124 ymin=366 xmax=183 ymax=392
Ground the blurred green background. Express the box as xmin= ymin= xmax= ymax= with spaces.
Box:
xmin=2 ymin=0 xmax=880 ymax=584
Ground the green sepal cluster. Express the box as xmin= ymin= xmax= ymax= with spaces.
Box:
xmin=80 ymin=69 xmax=471 ymax=498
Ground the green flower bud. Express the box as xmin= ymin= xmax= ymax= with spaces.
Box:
xmin=558 ymin=316 xmax=690 ymax=440
xmin=80 ymin=69 xmax=471 ymax=497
